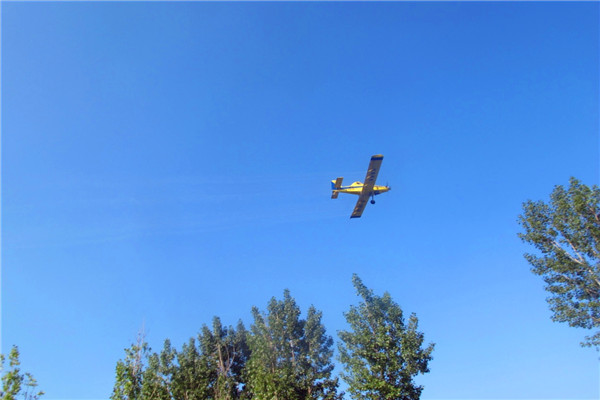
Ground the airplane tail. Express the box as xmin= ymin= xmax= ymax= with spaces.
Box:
xmin=331 ymin=177 xmax=343 ymax=199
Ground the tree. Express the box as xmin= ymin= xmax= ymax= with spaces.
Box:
xmin=169 ymin=337 xmax=212 ymax=400
xmin=338 ymin=274 xmax=434 ymax=400
xmin=111 ymin=318 xmax=250 ymax=400
xmin=1 ymin=346 xmax=44 ymax=400
xmin=245 ymin=290 xmax=341 ymax=400
xmin=197 ymin=317 xmax=250 ymax=400
xmin=140 ymin=340 xmax=174 ymax=400
xmin=300 ymin=306 xmax=341 ymax=400
xmin=111 ymin=331 xmax=149 ymax=400
xmin=518 ymin=177 xmax=600 ymax=349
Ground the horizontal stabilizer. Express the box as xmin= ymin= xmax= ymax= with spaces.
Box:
xmin=331 ymin=177 xmax=343 ymax=199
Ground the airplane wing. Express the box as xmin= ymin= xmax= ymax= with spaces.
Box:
xmin=350 ymin=155 xmax=384 ymax=218
xmin=350 ymin=195 xmax=369 ymax=218
xmin=362 ymin=154 xmax=383 ymax=192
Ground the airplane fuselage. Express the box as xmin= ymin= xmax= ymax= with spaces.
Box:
xmin=336 ymin=182 xmax=391 ymax=196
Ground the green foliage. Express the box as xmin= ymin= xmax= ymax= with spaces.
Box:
xmin=113 ymin=283 xmax=434 ymax=400
xmin=198 ymin=317 xmax=250 ymax=400
xmin=301 ymin=307 xmax=341 ymax=400
xmin=338 ymin=275 xmax=434 ymax=400
xmin=0 ymin=346 xmax=44 ymax=400
xmin=111 ymin=323 xmax=249 ymax=400
xmin=245 ymin=290 xmax=341 ymax=400
xmin=170 ymin=338 xmax=212 ymax=400
xmin=111 ymin=332 xmax=149 ymax=400
xmin=140 ymin=340 xmax=174 ymax=400
xmin=519 ymin=177 xmax=600 ymax=349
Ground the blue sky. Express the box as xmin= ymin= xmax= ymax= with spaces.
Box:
xmin=2 ymin=2 xmax=599 ymax=399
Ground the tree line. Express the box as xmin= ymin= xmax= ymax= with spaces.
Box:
xmin=110 ymin=274 xmax=434 ymax=400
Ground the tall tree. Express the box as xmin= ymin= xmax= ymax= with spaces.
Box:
xmin=301 ymin=306 xmax=341 ymax=400
xmin=170 ymin=338 xmax=212 ymax=400
xmin=518 ymin=177 xmax=600 ymax=349
xmin=112 ymin=320 xmax=249 ymax=400
xmin=140 ymin=340 xmax=175 ymax=400
xmin=111 ymin=332 xmax=149 ymax=400
xmin=245 ymin=290 xmax=341 ymax=400
xmin=338 ymin=274 xmax=434 ymax=400
xmin=0 ymin=346 xmax=44 ymax=400
xmin=198 ymin=317 xmax=250 ymax=400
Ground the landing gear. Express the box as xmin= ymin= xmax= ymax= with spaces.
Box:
xmin=370 ymin=195 xmax=376 ymax=205
xmin=370 ymin=199 xmax=376 ymax=204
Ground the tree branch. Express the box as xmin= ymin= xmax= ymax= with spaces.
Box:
xmin=552 ymin=240 xmax=600 ymax=289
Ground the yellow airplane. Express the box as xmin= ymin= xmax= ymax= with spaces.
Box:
xmin=331 ymin=154 xmax=391 ymax=218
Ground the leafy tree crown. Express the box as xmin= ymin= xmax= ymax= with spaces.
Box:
xmin=518 ymin=177 xmax=600 ymax=349
xmin=338 ymin=274 xmax=434 ymax=400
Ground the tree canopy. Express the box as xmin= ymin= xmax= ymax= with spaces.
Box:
xmin=245 ymin=289 xmax=341 ymax=400
xmin=338 ymin=274 xmax=434 ymax=400
xmin=1 ymin=346 xmax=44 ymax=400
xmin=111 ymin=321 xmax=248 ymax=400
xmin=519 ymin=177 xmax=600 ymax=349
xmin=111 ymin=290 xmax=343 ymax=400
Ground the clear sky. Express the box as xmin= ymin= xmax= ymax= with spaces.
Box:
xmin=2 ymin=2 xmax=599 ymax=399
